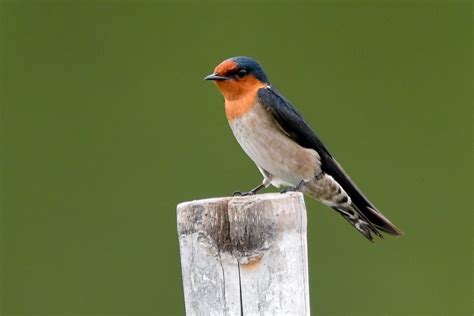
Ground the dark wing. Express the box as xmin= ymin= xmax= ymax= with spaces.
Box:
xmin=257 ymin=86 xmax=401 ymax=236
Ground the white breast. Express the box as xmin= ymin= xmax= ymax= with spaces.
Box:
xmin=229 ymin=102 xmax=320 ymax=188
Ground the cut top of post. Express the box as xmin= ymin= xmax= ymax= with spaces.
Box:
xmin=177 ymin=192 xmax=306 ymax=260
xmin=176 ymin=192 xmax=310 ymax=315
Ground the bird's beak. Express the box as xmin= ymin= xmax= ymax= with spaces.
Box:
xmin=204 ymin=73 xmax=229 ymax=81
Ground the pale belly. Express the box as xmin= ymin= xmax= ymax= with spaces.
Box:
xmin=229 ymin=103 xmax=321 ymax=188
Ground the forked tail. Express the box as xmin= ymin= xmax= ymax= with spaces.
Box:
xmin=303 ymin=174 xmax=402 ymax=241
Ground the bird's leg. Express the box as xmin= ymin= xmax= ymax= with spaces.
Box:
xmin=295 ymin=179 xmax=309 ymax=190
xmin=233 ymin=177 xmax=271 ymax=196
xmin=233 ymin=183 xmax=265 ymax=196
xmin=280 ymin=179 xmax=308 ymax=194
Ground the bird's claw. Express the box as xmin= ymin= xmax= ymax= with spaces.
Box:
xmin=280 ymin=187 xmax=297 ymax=194
xmin=233 ymin=191 xmax=255 ymax=197
xmin=280 ymin=180 xmax=307 ymax=194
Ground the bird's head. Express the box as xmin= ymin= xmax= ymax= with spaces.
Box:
xmin=205 ymin=56 xmax=269 ymax=100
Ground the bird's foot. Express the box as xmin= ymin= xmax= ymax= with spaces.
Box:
xmin=233 ymin=190 xmax=256 ymax=197
xmin=280 ymin=187 xmax=297 ymax=194
xmin=280 ymin=180 xmax=308 ymax=194
xmin=233 ymin=182 xmax=266 ymax=197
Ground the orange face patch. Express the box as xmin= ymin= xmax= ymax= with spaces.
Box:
xmin=214 ymin=59 xmax=238 ymax=76
xmin=215 ymin=76 xmax=267 ymax=121
xmin=211 ymin=58 xmax=267 ymax=121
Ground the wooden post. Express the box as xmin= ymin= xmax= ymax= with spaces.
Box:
xmin=176 ymin=192 xmax=310 ymax=315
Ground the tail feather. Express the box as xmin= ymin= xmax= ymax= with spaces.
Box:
xmin=364 ymin=206 xmax=402 ymax=236
xmin=321 ymin=159 xmax=403 ymax=238
xmin=302 ymin=171 xmax=403 ymax=241
xmin=333 ymin=205 xmax=383 ymax=241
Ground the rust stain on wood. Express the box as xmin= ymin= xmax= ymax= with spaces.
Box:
xmin=241 ymin=255 xmax=263 ymax=272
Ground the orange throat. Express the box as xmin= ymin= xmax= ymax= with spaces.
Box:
xmin=215 ymin=76 xmax=267 ymax=121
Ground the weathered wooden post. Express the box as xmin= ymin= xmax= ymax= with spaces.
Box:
xmin=176 ymin=192 xmax=310 ymax=315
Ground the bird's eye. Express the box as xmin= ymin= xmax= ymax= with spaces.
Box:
xmin=235 ymin=68 xmax=248 ymax=79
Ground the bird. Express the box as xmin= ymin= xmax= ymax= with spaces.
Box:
xmin=204 ymin=56 xmax=402 ymax=241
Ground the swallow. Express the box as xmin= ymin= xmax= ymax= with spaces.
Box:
xmin=204 ymin=56 xmax=402 ymax=241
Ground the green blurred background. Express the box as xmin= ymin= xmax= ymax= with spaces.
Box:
xmin=1 ymin=1 xmax=471 ymax=315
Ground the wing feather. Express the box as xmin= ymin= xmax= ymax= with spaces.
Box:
xmin=257 ymin=86 xmax=401 ymax=236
